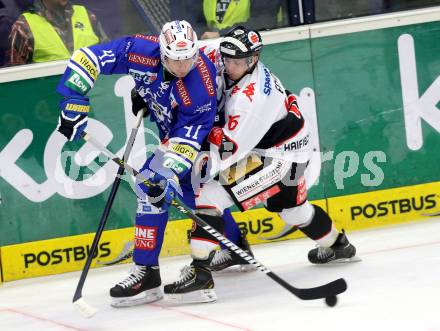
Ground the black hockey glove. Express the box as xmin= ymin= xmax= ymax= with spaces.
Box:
xmin=57 ymin=97 xmax=90 ymax=141
xmin=131 ymin=88 xmax=149 ymax=117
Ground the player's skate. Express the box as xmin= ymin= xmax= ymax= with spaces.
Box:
xmin=164 ymin=259 xmax=216 ymax=304
xmin=308 ymin=231 xmax=359 ymax=264
xmin=110 ymin=265 xmax=163 ymax=307
xmin=210 ymin=230 xmax=256 ymax=272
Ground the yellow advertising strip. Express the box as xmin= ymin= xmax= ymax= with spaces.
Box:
xmin=328 ymin=181 xmax=440 ymax=231
xmin=0 ymin=247 xmax=3 ymax=283
xmin=1 ymin=228 xmax=131 ymax=282
xmin=0 ymin=201 xmax=327 ymax=282
xmin=0 ymin=220 xmax=193 ymax=282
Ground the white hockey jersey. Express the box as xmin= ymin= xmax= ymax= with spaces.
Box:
xmin=210 ymin=60 xmax=312 ymax=173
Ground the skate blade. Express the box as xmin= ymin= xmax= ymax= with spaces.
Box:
xmin=213 ymin=264 xmax=257 ymax=274
xmin=165 ymin=289 xmax=217 ymax=304
xmin=325 ymin=256 xmax=362 ymax=264
xmin=111 ymin=287 xmax=163 ymax=308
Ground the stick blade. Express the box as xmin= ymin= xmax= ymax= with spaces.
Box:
xmin=296 ymin=278 xmax=347 ymax=300
xmin=73 ymin=298 xmax=98 ymax=318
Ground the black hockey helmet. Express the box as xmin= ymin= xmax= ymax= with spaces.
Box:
xmin=219 ymin=26 xmax=263 ymax=59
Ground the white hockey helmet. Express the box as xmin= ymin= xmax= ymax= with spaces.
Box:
xmin=159 ymin=20 xmax=198 ymax=71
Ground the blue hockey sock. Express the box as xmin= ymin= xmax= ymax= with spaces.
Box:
xmin=221 ymin=208 xmax=241 ymax=249
xmin=133 ymin=204 xmax=168 ymax=266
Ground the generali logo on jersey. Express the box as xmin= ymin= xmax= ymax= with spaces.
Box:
xmin=196 ymin=56 xmax=215 ymax=96
xmin=128 ymin=53 xmax=160 ymax=67
xmin=134 ymin=225 xmax=158 ymax=250
xmin=134 ymin=34 xmax=159 ymax=43
xmin=176 ymin=79 xmax=192 ymax=106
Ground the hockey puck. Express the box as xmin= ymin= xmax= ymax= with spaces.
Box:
xmin=325 ymin=295 xmax=337 ymax=307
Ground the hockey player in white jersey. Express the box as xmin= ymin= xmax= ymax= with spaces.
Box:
xmin=163 ymin=26 xmax=357 ymax=303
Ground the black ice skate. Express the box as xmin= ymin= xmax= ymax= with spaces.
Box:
xmin=308 ymin=231 xmax=359 ymax=264
xmin=110 ymin=265 xmax=162 ymax=307
xmin=210 ymin=230 xmax=256 ymax=272
xmin=164 ymin=259 xmax=216 ymax=304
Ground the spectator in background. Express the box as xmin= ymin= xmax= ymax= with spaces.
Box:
xmin=171 ymin=0 xmax=286 ymax=40
xmin=0 ymin=0 xmax=32 ymax=67
xmin=8 ymin=0 xmax=107 ymax=65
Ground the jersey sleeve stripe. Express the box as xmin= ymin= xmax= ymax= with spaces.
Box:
xmin=81 ymin=47 xmax=101 ymax=74
xmin=69 ymin=49 xmax=99 ymax=82
xmin=168 ymin=137 xmax=201 ymax=150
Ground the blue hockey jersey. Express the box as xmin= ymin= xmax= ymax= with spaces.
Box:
xmin=56 ymin=34 xmax=218 ymax=179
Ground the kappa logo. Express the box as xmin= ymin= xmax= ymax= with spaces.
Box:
xmin=134 ymin=225 xmax=158 ymax=250
xmin=200 ymin=46 xmax=216 ymax=64
xmin=242 ymin=82 xmax=256 ymax=102
xmin=231 ymin=85 xmax=240 ymax=95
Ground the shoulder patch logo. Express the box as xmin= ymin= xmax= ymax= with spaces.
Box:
xmin=65 ymin=72 xmax=90 ymax=93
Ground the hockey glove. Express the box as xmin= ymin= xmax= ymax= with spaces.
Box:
xmin=208 ymin=127 xmax=237 ymax=160
xmin=131 ymin=88 xmax=149 ymax=117
xmin=143 ymin=168 xmax=180 ymax=210
xmin=57 ymin=97 xmax=90 ymax=141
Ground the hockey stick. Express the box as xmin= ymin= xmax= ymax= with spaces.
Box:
xmin=83 ymin=133 xmax=348 ymax=303
xmin=73 ymin=109 xmax=146 ymax=318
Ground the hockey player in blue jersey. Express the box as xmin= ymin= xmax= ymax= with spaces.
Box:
xmin=55 ymin=20 xmax=230 ymax=307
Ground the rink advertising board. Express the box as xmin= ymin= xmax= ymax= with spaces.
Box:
xmin=1 ymin=9 xmax=440 ymax=281
xmin=0 ymin=204 xmax=323 ymax=281
xmin=0 ymin=220 xmax=191 ymax=282
xmin=328 ymin=181 xmax=440 ymax=231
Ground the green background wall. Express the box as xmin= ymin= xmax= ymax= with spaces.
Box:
xmin=1 ymin=20 xmax=439 ymax=246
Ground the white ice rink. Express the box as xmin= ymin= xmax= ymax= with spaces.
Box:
xmin=1 ymin=218 xmax=439 ymax=331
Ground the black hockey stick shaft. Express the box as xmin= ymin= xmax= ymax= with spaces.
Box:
xmin=170 ymin=201 xmax=347 ymax=300
xmin=83 ymin=134 xmax=347 ymax=301
xmin=72 ymin=110 xmax=145 ymax=304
